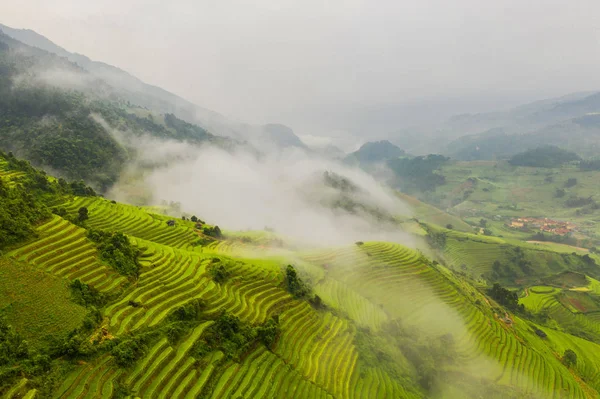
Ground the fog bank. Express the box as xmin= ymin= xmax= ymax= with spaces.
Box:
xmin=109 ymin=140 xmax=413 ymax=247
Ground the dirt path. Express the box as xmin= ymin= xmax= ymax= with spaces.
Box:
xmin=524 ymin=287 xmax=529 ymax=298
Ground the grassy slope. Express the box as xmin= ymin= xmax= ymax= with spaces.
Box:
xmin=396 ymin=191 xmax=473 ymax=232
xmin=0 ymin=258 xmax=86 ymax=348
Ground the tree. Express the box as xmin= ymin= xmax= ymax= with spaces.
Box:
xmin=479 ymin=219 xmax=488 ymax=228
xmin=285 ymin=265 xmax=310 ymax=298
xmin=191 ymin=215 xmax=198 ymax=222
xmin=563 ymin=349 xmax=577 ymax=367
xmin=565 ymin=178 xmax=578 ymax=188
xmin=483 ymin=228 xmax=493 ymax=236
xmin=78 ymin=206 xmax=89 ymax=222
xmin=445 ymin=224 xmax=453 ymax=230
xmin=555 ymin=188 xmax=566 ymax=198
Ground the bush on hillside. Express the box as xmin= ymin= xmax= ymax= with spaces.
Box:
xmin=387 ymin=154 xmax=448 ymax=193
xmin=0 ymin=317 xmax=29 ymax=367
xmin=209 ymin=260 xmax=230 ymax=283
xmin=192 ymin=312 xmax=280 ymax=359
xmin=564 ymin=178 xmax=578 ymax=188
xmin=285 ymin=265 xmax=310 ymax=298
xmin=169 ymin=299 xmax=206 ymax=322
xmin=69 ymin=279 xmax=106 ymax=307
xmin=488 ymin=283 xmax=523 ymax=312
xmin=565 ymin=196 xmax=594 ymax=208
xmin=563 ymin=349 xmax=577 ymax=367
xmin=0 ymin=179 xmax=50 ymax=249
xmin=111 ymin=338 xmax=148 ymax=367
xmin=579 ymin=159 xmax=600 ymax=171
xmin=87 ymin=229 xmax=140 ymax=276
xmin=203 ymin=225 xmax=222 ymax=238
xmin=508 ymin=146 xmax=580 ymax=168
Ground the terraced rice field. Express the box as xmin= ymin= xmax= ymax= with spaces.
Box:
xmin=55 ymin=355 xmax=123 ymax=399
xmin=521 ymin=286 xmax=600 ymax=343
xmin=63 ymin=197 xmax=199 ymax=250
xmin=8 ymin=215 xmax=127 ymax=292
xmin=314 ymin=279 xmax=388 ymax=331
xmin=0 ymin=161 xmax=25 ymax=188
xmin=302 ymin=242 xmax=591 ymax=398
xmin=104 ymin=242 xmax=212 ymax=334
xmin=9 ymin=191 xmax=597 ymax=398
xmin=210 ymin=346 xmax=330 ymax=399
xmin=443 ymin=237 xmax=511 ymax=276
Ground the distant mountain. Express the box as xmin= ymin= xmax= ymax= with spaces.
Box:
xmin=445 ymin=91 xmax=600 ymax=137
xmin=446 ymin=113 xmax=600 ymax=160
xmin=260 ymin=124 xmax=307 ymax=149
xmin=345 ymin=140 xmax=405 ymax=165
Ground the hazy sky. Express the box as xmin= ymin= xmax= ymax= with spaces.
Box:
xmin=2 ymin=0 xmax=600 ymax=133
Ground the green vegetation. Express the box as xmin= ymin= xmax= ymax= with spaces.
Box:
xmin=285 ymin=264 xmax=311 ymax=298
xmin=488 ymin=283 xmax=523 ymax=312
xmin=87 ymin=229 xmax=140 ymax=276
xmin=344 ymin=140 xmax=405 ymax=164
xmin=387 ymin=154 xmax=449 ymax=192
xmin=508 ymin=146 xmax=580 ymax=168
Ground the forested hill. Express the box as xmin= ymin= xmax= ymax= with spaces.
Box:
xmin=0 ymin=31 xmax=238 ymax=191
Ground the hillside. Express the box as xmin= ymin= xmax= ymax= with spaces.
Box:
xmin=0 ymin=23 xmax=310 ymax=152
xmin=0 ymin=31 xmax=239 ymax=190
xmin=3 ymin=149 xmax=600 ymax=398
xmin=0 ymin=23 xmax=238 ymax=137
xmin=344 ymin=140 xmax=405 ymax=165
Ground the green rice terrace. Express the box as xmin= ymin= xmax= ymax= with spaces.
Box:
xmin=4 ymin=154 xmax=600 ymax=398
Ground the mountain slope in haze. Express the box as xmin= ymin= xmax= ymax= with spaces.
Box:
xmin=0 ymin=23 xmax=232 ymax=132
xmin=0 ymin=31 xmax=238 ymax=190
xmin=345 ymin=140 xmax=405 ymax=165
xmin=0 ymin=23 xmax=308 ymax=151
xmin=446 ymin=113 xmax=600 ymax=160
xmin=445 ymin=90 xmax=600 ymax=137
xmin=260 ymin=123 xmax=308 ymax=149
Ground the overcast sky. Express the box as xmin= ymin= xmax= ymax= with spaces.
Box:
xmin=2 ymin=0 xmax=600 ymax=134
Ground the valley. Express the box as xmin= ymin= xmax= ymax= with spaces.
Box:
xmin=1 ymin=16 xmax=600 ymax=399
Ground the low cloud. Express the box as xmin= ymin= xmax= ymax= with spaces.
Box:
xmin=108 ymin=138 xmax=413 ymax=247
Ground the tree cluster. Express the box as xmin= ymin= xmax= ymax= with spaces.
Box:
xmin=87 ymin=229 xmax=140 ymax=277
xmin=208 ymin=258 xmax=230 ymax=283
xmin=192 ymin=312 xmax=281 ymax=360
xmin=203 ymin=225 xmax=223 ymax=238
xmin=508 ymin=146 xmax=580 ymax=168
xmin=488 ymin=283 xmax=524 ymax=312
xmin=387 ymin=154 xmax=449 ymax=193
xmin=285 ymin=265 xmax=311 ymax=298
